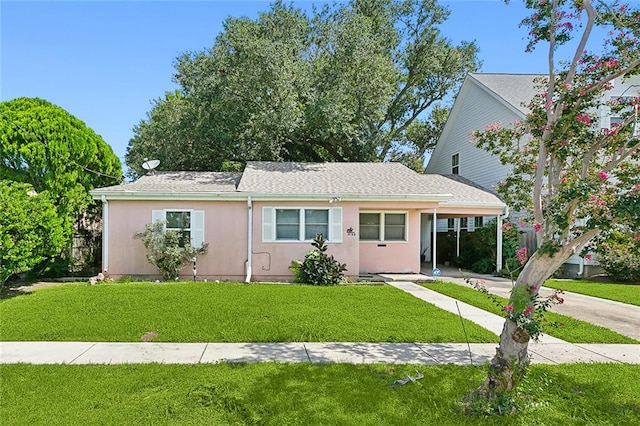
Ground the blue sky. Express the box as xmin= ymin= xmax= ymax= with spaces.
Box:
xmin=0 ymin=0 xmax=626 ymax=167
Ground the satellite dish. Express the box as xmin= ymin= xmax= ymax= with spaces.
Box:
xmin=142 ymin=159 xmax=160 ymax=172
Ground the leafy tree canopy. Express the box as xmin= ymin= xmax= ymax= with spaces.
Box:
xmin=0 ymin=97 xmax=123 ymax=238
xmin=1 ymin=97 xmax=122 ymax=272
xmin=126 ymin=0 xmax=479 ymax=178
xmin=0 ymin=180 xmax=66 ymax=287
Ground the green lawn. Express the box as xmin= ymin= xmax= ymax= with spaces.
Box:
xmin=0 ymin=282 xmax=498 ymax=343
xmin=1 ymin=363 xmax=638 ymax=425
xmin=546 ymin=279 xmax=640 ymax=306
xmin=422 ymin=283 xmax=638 ymax=344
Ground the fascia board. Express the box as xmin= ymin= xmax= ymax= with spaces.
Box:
xmin=91 ymin=191 xmax=454 ymax=203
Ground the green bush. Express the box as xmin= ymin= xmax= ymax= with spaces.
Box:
xmin=298 ymin=234 xmax=347 ymax=285
xmin=594 ymin=229 xmax=640 ymax=283
xmin=134 ymin=221 xmax=208 ymax=281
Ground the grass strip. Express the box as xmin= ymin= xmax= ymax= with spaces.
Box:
xmin=423 ymin=282 xmax=638 ymax=344
xmin=1 ymin=363 xmax=639 ymax=425
xmin=0 ymin=282 xmax=497 ymax=343
xmin=546 ymin=279 xmax=640 ymax=306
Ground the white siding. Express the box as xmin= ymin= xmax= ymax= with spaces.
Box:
xmin=426 ymin=80 xmax=521 ymax=192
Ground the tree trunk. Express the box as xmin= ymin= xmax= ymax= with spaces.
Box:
xmin=461 ymin=250 xmax=572 ymax=412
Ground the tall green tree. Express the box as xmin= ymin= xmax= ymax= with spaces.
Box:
xmin=126 ymin=0 xmax=477 ymax=178
xmin=0 ymin=181 xmax=65 ymax=288
xmin=464 ymin=0 xmax=640 ymax=412
xmin=0 ymin=97 xmax=122 ymax=270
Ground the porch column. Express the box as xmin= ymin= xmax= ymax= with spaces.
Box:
xmin=432 ymin=209 xmax=437 ymax=268
xmin=496 ymin=214 xmax=503 ymax=272
xmin=455 ymin=218 xmax=461 ymax=258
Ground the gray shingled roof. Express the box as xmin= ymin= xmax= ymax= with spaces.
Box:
xmin=238 ymin=161 xmax=445 ymax=196
xmin=92 ymin=171 xmax=242 ymax=194
xmin=91 ymin=162 xmax=504 ymax=206
xmin=470 ymin=73 xmax=544 ymax=114
xmin=436 ymin=174 xmax=504 ymax=204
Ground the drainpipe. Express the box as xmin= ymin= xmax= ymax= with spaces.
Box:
xmin=245 ymin=196 xmax=253 ymax=283
xmin=577 ymin=256 xmax=585 ymax=278
xmin=101 ymin=195 xmax=109 ymax=273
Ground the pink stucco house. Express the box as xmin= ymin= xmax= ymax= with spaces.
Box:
xmin=90 ymin=161 xmax=507 ymax=281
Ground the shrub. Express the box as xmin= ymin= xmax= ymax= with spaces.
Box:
xmin=134 ymin=221 xmax=208 ymax=281
xmin=593 ymin=229 xmax=640 ymax=282
xmin=298 ymin=234 xmax=347 ymax=285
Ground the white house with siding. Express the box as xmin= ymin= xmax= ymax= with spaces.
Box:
xmin=426 ymin=72 xmax=640 ymax=277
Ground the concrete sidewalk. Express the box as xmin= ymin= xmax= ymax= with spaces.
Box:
xmin=2 ymin=341 xmax=639 ymax=365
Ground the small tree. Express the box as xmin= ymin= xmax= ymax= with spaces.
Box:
xmin=463 ymin=0 xmax=640 ymax=412
xmin=134 ymin=221 xmax=208 ymax=281
xmin=0 ymin=181 xmax=65 ymax=290
xmin=298 ymin=234 xmax=347 ymax=285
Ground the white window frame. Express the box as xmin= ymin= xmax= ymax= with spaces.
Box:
xmin=474 ymin=216 xmax=484 ymax=228
xmin=262 ymin=207 xmax=342 ymax=243
xmin=152 ymin=209 xmax=205 ymax=247
xmin=447 ymin=217 xmax=469 ymax=231
xmin=451 ymin=153 xmax=460 ymax=175
xmin=359 ymin=211 xmax=408 ymax=242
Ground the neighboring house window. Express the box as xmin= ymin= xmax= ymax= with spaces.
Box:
xmin=262 ymin=207 xmax=342 ymax=242
xmin=152 ymin=209 xmax=205 ymax=247
xmin=474 ymin=216 xmax=484 ymax=228
xmin=451 ymin=153 xmax=459 ymax=175
xmin=609 ymin=95 xmax=634 ymax=128
xmin=359 ymin=212 xmax=407 ymax=241
xmin=447 ymin=217 xmax=468 ymax=231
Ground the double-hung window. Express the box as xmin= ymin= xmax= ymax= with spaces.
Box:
xmin=263 ymin=207 xmax=342 ymax=242
xmin=451 ymin=153 xmax=459 ymax=175
xmin=152 ymin=209 xmax=205 ymax=247
xmin=359 ymin=212 xmax=407 ymax=242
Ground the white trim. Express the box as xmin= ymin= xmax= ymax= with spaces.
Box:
xmin=91 ymin=192 xmax=454 ymax=203
xmin=101 ymin=195 xmax=109 ymax=273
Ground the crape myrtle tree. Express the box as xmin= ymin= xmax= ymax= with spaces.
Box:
xmin=463 ymin=0 xmax=640 ymax=410
xmin=126 ymin=0 xmax=479 ymax=178
xmin=0 ymin=97 xmax=122 ymax=273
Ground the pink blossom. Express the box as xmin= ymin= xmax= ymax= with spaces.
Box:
xmin=598 ymin=171 xmax=608 ymax=180
xmin=516 ymin=247 xmax=528 ymax=265
xmin=576 ymin=114 xmax=591 ymax=125
xmin=524 ymin=306 xmax=534 ymax=316
xmin=584 ymin=254 xmax=592 ymax=261
xmin=503 ymin=305 xmax=514 ymax=312
xmin=533 ymin=223 xmax=542 ymax=232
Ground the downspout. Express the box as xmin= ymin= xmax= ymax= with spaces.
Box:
xmin=245 ymin=196 xmax=253 ymax=283
xmin=577 ymin=256 xmax=585 ymax=277
xmin=101 ymin=195 xmax=109 ymax=273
